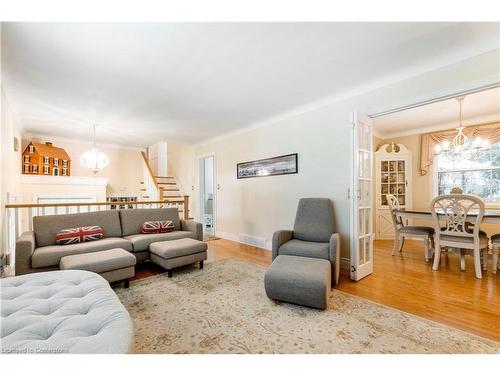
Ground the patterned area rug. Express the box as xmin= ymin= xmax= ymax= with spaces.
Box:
xmin=115 ymin=258 xmax=500 ymax=354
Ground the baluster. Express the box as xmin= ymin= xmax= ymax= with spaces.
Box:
xmin=42 ymin=207 xmax=46 ymax=216
xmin=87 ymin=205 xmax=91 ymax=213
xmin=77 ymin=205 xmax=81 ymax=213
xmin=28 ymin=208 xmax=34 ymax=231
xmin=14 ymin=208 xmax=20 ymax=238
xmin=183 ymin=195 xmax=189 ymax=220
xmin=65 ymin=206 xmax=69 ymax=214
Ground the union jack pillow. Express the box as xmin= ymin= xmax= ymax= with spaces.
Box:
xmin=55 ymin=226 xmax=104 ymax=245
xmin=141 ymin=220 xmax=175 ymax=234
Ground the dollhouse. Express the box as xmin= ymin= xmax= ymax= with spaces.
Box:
xmin=22 ymin=141 xmax=71 ymax=176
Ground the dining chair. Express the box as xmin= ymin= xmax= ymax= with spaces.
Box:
xmin=492 ymin=234 xmax=500 ymax=275
xmin=431 ymin=194 xmax=489 ymax=279
xmin=386 ymin=194 xmax=435 ymax=262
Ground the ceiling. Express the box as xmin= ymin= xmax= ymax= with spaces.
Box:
xmin=373 ymin=86 xmax=500 ymax=138
xmin=2 ymin=22 xmax=499 ymax=147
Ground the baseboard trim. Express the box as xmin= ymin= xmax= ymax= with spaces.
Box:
xmin=215 ymin=231 xmax=272 ymax=251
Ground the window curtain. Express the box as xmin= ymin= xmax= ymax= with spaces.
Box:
xmin=420 ymin=122 xmax=500 ymax=176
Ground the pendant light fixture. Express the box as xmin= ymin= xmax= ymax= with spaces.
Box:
xmin=434 ymin=96 xmax=490 ymax=161
xmin=79 ymin=124 xmax=110 ymax=174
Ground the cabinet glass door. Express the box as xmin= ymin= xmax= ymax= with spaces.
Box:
xmin=381 ymin=159 xmax=406 ymax=207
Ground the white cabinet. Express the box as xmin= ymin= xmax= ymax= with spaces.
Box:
xmin=375 ymin=143 xmax=412 ymax=239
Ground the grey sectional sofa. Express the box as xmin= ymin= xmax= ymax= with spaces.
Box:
xmin=15 ymin=208 xmax=203 ymax=275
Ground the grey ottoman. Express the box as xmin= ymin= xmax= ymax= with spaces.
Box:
xmin=60 ymin=248 xmax=136 ymax=288
xmin=264 ymin=255 xmax=331 ymax=310
xmin=149 ymin=238 xmax=208 ymax=277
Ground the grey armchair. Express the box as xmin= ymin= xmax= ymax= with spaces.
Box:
xmin=272 ymin=198 xmax=340 ymax=285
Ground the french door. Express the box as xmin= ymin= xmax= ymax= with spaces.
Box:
xmin=350 ymin=112 xmax=374 ymax=281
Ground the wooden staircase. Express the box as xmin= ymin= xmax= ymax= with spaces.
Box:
xmin=140 ymin=152 xmax=191 ymax=219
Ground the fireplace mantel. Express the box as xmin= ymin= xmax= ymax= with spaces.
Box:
xmin=21 ymin=175 xmax=109 ymax=186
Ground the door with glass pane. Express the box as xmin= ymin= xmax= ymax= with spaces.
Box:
xmin=350 ymin=112 xmax=374 ymax=281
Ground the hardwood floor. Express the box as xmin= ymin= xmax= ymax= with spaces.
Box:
xmin=133 ymin=238 xmax=499 ymax=342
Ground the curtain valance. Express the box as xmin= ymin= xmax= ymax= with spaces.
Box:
xmin=420 ymin=122 xmax=500 ymax=176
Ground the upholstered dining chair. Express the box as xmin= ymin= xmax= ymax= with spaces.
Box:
xmin=386 ymin=194 xmax=435 ymax=262
xmin=492 ymin=234 xmax=500 ymax=275
xmin=431 ymin=194 xmax=489 ymax=279
xmin=272 ymin=198 xmax=340 ymax=286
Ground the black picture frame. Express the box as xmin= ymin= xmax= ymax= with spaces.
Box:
xmin=237 ymin=153 xmax=298 ymax=179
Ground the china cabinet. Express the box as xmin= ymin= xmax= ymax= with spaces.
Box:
xmin=375 ymin=143 xmax=412 ymax=239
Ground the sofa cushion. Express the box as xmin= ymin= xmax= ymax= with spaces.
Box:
xmin=32 ymin=237 xmax=133 ymax=269
xmin=278 ymin=239 xmax=330 ymax=260
xmin=120 ymin=208 xmax=181 ymax=236
xmin=34 ymin=211 xmax=122 ymax=247
xmin=124 ymin=231 xmax=196 ymax=252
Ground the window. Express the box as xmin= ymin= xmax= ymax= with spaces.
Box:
xmin=436 ymin=142 xmax=500 ymax=203
xmin=62 ymin=168 xmax=67 ymax=176
xmin=43 ymin=156 xmax=49 ymax=164
xmin=54 ymin=158 xmax=59 ymax=166
xmin=32 ymin=165 xmax=38 ymax=173
xmin=63 ymin=160 xmax=68 ymax=167
xmin=29 ymin=145 xmax=34 ymax=153
xmin=24 ymin=155 xmax=30 ymax=163
xmin=24 ymin=165 xmax=30 ymax=173
xmin=43 ymin=165 xmax=50 ymax=174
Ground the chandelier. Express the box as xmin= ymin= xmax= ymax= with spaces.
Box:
xmin=80 ymin=125 xmax=110 ymax=174
xmin=434 ymin=96 xmax=490 ymax=161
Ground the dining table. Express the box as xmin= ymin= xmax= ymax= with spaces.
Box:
xmin=396 ymin=208 xmax=500 ymax=224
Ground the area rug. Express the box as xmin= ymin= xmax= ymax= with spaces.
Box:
xmin=115 ymin=258 xmax=500 ymax=354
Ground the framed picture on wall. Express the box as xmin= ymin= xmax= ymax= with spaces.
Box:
xmin=237 ymin=153 xmax=298 ymax=179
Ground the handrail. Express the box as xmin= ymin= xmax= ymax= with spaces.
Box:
xmin=5 ymin=200 xmax=179 ymax=209
xmin=140 ymin=151 xmax=160 ymax=192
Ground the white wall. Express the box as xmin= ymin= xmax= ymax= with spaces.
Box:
xmin=194 ymin=50 xmax=500 ymax=265
xmin=1 ymin=89 xmax=23 ymax=260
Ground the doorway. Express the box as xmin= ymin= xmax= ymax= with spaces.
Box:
xmin=198 ymin=154 xmax=216 ymax=239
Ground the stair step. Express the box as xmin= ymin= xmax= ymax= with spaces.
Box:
xmin=142 ymin=196 xmax=150 ymax=198
xmin=162 ymin=188 xmax=179 ymax=192
xmin=140 ymin=188 xmax=147 ymax=191
xmin=158 ymin=182 xmax=176 ymax=185
xmin=154 ymin=176 xmax=175 ymax=179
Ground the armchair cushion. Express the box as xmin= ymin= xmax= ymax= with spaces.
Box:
xmin=272 ymin=230 xmax=293 ymax=260
xmin=293 ymin=198 xmax=335 ymax=242
xmin=278 ymin=239 xmax=329 ymax=260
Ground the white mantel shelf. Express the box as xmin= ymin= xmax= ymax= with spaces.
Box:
xmin=21 ymin=175 xmax=109 ymax=186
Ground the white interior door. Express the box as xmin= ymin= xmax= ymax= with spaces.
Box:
xmin=350 ymin=112 xmax=374 ymax=281
xmin=198 ymin=154 xmax=216 ymax=238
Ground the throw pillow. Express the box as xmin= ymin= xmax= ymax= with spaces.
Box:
xmin=55 ymin=226 xmax=104 ymax=245
xmin=141 ymin=220 xmax=175 ymax=234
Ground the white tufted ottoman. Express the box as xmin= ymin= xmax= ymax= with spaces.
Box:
xmin=1 ymin=270 xmax=134 ymax=354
